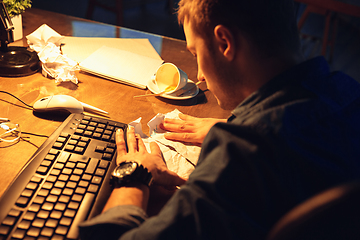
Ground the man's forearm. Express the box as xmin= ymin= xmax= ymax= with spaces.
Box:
xmin=103 ymin=183 xmax=150 ymax=213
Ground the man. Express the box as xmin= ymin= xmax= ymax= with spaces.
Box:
xmin=80 ymin=0 xmax=360 ymax=239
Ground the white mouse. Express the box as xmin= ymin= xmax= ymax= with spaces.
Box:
xmin=33 ymin=95 xmax=84 ymax=114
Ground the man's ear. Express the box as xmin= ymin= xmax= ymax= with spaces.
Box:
xmin=213 ymin=25 xmax=236 ymax=61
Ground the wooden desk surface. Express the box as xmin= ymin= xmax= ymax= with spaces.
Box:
xmin=0 ymin=8 xmax=231 ymax=198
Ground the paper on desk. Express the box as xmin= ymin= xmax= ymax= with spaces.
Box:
xmin=26 ymin=24 xmax=80 ymax=84
xmin=129 ymin=109 xmax=201 ymax=178
xmin=61 ymin=37 xmax=162 ymax=63
xmin=79 ymin=46 xmax=164 ymax=89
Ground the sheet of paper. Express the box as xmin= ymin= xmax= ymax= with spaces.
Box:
xmin=61 ymin=37 xmax=162 ymax=63
xmin=129 ymin=109 xmax=201 ymax=178
xmin=79 ymin=46 xmax=164 ymax=89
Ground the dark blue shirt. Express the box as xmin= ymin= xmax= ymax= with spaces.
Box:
xmin=80 ymin=57 xmax=360 ymax=239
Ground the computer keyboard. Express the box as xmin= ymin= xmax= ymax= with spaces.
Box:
xmin=0 ymin=113 xmax=127 ymax=240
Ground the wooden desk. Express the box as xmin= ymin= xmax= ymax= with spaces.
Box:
xmin=0 ymin=8 xmax=231 ymax=198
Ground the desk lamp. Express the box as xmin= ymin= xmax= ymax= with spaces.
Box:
xmin=0 ymin=1 xmax=40 ymax=77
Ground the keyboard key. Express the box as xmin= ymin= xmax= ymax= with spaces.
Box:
xmin=76 ymin=162 xmax=86 ymax=169
xmin=82 ymin=174 xmax=92 ymax=181
xmin=70 ymin=175 xmax=80 ymax=182
xmin=58 ymin=195 xmax=70 ymax=204
xmin=12 ymin=228 xmax=26 ymax=239
xmin=54 ymin=181 xmax=66 ymax=188
xmin=8 ymin=209 xmax=22 ymax=218
xmin=17 ymin=220 xmax=31 ymax=230
xmin=50 ymin=210 xmax=62 ymax=219
xmin=85 ymin=159 xmax=99 ymax=174
xmin=2 ymin=216 xmax=16 ymax=226
xmin=91 ymin=176 xmax=102 ymax=185
xmin=33 ymin=196 xmax=45 ymax=205
xmin=28 ymin=203 xmax=41 ymax=212
xmin=67 ymin=193 xmax=95 ymax=239
xmin=23 ymin=212 xmax=36 ymax=221
xmin=58 ymin=174 xmax=69 ymax=182
xmin=78 ymin=180 xmax=89 ymax=188
xmin=32 ymin=219 xmax=45 ymax=228
xmin=62 ymin=168 xmax=73 ymax=175
xmin=42 ymin=181 xmax=54 ymax=189
xmin=78 ymin=141 xmax=87 ymax=147
xmin=41 ymin=160 xmax=52 ymax=167
xmin=54 ymin=202 xmax=67 ymax=211
xmin=40 ymin=227 xmax=54 ymax=237
xmin=45 ymin=219 xmax=58 ymax=228
xmin=50 ymin=169 xmax=61 ymax=176
xmin=37 ymin=210 xmax=50 ymax=219
xmin=50 ymin=188 xmax=62 ymax=196
xmin=27 ymin=227 xmax=41 ymax=237
xmin=46 ymin=194 xmax=58 ymax=203
xmin=95 ymin=168 xmax=106 ymax=177
xmin=47 ymin=175 xmax=57 ymax=182
xmin=53 ymin=142 xmax=64 ymax=149
xmin=71 ymin=194 xmax=83 ymax=202
xmin=55 ymin=225 xmax=68 ymax=236
xmin=88 ymin=184 xmax=99 ymax=193
xmin=98 ymin=160 xmax=109 ymax=169
xmin=65 ymin=162 xmax=76 ymax=169
xmin=66 ymin=181 xmax=77 ymax=189
xmin=67 ymin=202 xmax=79 ymax=210
xmin=36 ymin=166 xmax=48 ymax=175
xmin=0 ymin=225 xmax=10 ymax=236
xmin=75 ymin=187 xmax=86 ymax=195
xmin=60 ymin=217 xmax=72 ymax=226
xmin=62 ymin=188 xmax=74 ymax=196
xmin=26 ymin=182 xmax=38 ymax=190
xmin=57 ymin=152 xmax=71 ymax=163
xmin=38 ymin=189 xmax=49 ymax=197
xmin=54 ymin=163 xmax=65 ymax=169
xmin=16 ymin=196 xmax=30 ymax=207
xmin=102 ymin=153 xmax=112 ymax=160
xmin=21 ymin=189 xmax=34 ymax=198
xmin=63 ymin=209 xmax=76 ymax=218
xmin=44 ymin=153 xmax=57 ymax=161
xmin=42 ymin=202 xmax=54 ymax=211
xmin=74 ymin=146 xmax=85 ymax=154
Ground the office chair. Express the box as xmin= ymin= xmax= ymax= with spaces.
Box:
xmin=86 ymin=0 xmax=174 ymax=26
xmin=267 ymin=181 xmax=360 ymax=240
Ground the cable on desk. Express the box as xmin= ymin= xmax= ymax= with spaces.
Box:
xmin=0 ymin=91 xmax=34 ymax=109
xmin=22 ymin=131 xmax=49 ymax=138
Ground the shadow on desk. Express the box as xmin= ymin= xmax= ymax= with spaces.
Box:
xmin=134 ymin=89 xmax=209 ymax=107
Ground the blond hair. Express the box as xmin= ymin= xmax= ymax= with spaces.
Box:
xmin=177 ymin=0 xmax=300 ymax=57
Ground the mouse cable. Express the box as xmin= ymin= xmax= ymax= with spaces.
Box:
xmin=0 ymin=91 xmax=34 ymax=109
xmin=22 ymin=131 xmax=49 ymax=138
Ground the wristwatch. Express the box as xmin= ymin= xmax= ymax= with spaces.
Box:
xmin=110 ymin=161 xmax=153 ymax=188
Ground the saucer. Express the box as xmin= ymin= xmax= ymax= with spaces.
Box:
xmin=147 ymin=79 xmax=199 ymax=100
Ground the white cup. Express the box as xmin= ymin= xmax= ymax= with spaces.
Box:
xmin=155 ymin=63 xmax=188 ymax=94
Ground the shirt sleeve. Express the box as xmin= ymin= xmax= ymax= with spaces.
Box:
xmin=79 ymin=205 xmax=148 ymax=240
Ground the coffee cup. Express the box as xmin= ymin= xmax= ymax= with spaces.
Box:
xmin=155 ymin=63 xmax=188 ymax=94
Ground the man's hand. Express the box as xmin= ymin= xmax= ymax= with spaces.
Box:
xmin=160 ymin=113 xmax=227 ymax=146
xmin=116 ymin=127 xmax=186 ymax=187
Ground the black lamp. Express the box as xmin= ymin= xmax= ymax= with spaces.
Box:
xmin=0 ymin=0 xmax=40 ymax=77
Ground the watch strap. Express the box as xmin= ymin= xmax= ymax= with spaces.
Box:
xmin=110 ymin=162 xmax=153 ymax=188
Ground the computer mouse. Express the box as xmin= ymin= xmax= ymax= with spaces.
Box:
xmin=33 ymin=95 xmax=84 ymax=114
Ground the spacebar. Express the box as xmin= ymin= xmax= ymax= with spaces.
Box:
xmin=67 ymin=192 xmax=95 ymax=239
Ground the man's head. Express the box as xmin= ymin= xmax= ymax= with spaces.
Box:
xmin=177 ymin=0 xmax=300 ymax=58
xmin=177 ymin=0 xmax=302 ymax=110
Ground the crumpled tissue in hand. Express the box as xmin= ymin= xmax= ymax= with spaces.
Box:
xmin=129 ymin=109 xmax=201 ymax=179
xmin=26 ymin=24 xmax=79 ymax=84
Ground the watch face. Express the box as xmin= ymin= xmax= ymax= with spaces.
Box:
xmin=114 ymin=162 xmax=137 ymax=177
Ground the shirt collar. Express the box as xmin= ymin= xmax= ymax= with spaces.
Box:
xmin=228 ymin=56 xmax=330 ymax=121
